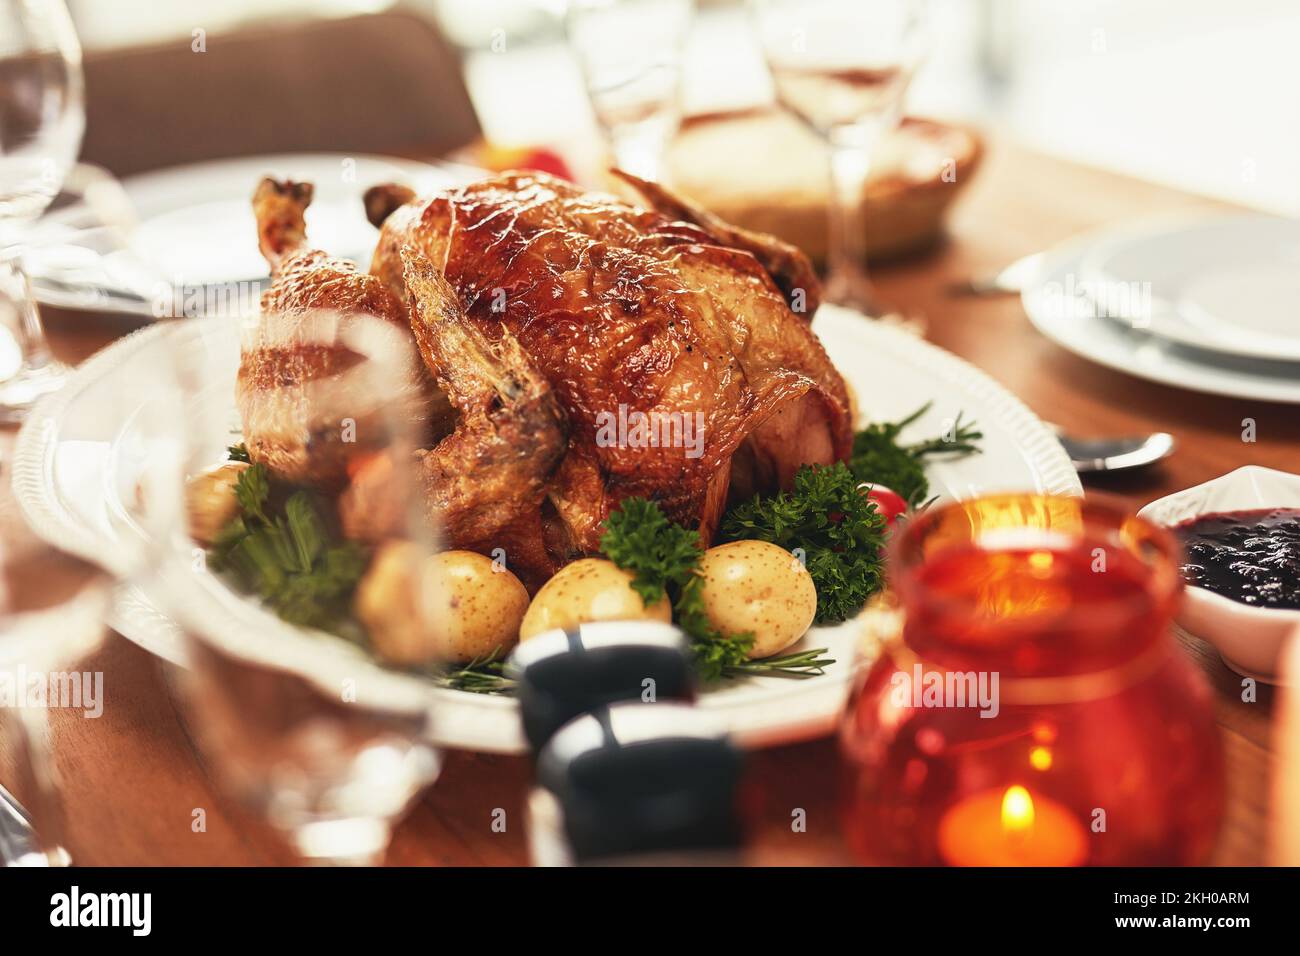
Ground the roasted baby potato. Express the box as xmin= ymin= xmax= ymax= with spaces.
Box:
xmin=519 ymin=557 xmax=672 ymax=640
xmin=697 ymin=540 xmax=817 ymax=658
xmin=355 ymin=544 xmax=529 ymax=666
xmin=185 ymin=461 xmax=250 ymax=545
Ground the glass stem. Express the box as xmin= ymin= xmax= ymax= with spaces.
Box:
xmin=0 ymin=239 xmax=68 ymax=423
xmin=0 ymin=705 xmax=73 ymax=865
xmin=825 ymin=124 xmax=883 ymax=314
xmin=608 ymin=118 xmax=672 ymax=183
xmin=0 ymin=253 xmax=56 ymax=370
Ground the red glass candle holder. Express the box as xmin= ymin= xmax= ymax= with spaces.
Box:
xmin=839 ymin=495 xmax=1224 ymax=866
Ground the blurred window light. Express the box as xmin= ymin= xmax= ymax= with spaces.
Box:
xmin=65 ymin=0 xmax=1300 ymax=214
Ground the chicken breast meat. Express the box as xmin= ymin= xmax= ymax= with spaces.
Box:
xmin=244 ymin=170 xmax=852 ymax=589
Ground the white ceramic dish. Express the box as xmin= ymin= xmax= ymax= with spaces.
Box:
xmin=27 ymin=153 xmax=472 ymax=317
xmin=1079 ymin=214 xmax=1300 ymax=363
xmin=1023 ymin=239 xmax=1300 ymax=404
xmin=1139 ymin=465 xmax=1300 ymax=682
xmin=12 ymin=307 xmax=1082 ymax=753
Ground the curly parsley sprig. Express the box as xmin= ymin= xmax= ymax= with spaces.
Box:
xmin=600 ymin=498 xmax=830 ymax=681
xmin=722 ymin=462 xmax=887 ymax=625
xmin=598 ymin=498 xmax=702 ymax=606
xmin=848 ymin=402 xmax=983 ymax=507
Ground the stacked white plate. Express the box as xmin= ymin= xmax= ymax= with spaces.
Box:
xmin=1022 ymin=213 xmax=1300 ymax=404
xmin=25 ymin=153 xmax=475 ymax=318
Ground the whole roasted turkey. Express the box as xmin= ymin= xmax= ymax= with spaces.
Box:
xmin=240 ymin=170 xmax=852 ymax=589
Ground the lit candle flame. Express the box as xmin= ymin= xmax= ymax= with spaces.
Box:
xmin=1029 ymin=745 xmax=1053 ymax=771
xmin=1001 ymin=785 xmax=1035 ymax=835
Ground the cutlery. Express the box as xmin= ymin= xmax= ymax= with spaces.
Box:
xmin=1050 ymin=426 xmax=1176 ymax=474
xmin=0 ymin=783 xmax=69 ymax=867
xmin=949 ymin=252 xmax=1045 ymax=297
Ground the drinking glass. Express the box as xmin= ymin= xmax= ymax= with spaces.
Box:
xmin=567 ymin=0 xmax=695 ymax=182
xmin=0 ymin=507 xmax=109 ymax=866
xmin=154 ymin=312 xmax=443 ymax=865
xmin=751 ymin=0 xmax=925 ymax=317
xmin=0 ymin=0 xmax=85 ymax=421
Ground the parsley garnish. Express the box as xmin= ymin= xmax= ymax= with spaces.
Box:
xmin=599 ymin=498 xmax=702 ymax=606
xmin=722 ymin=462 xmax=887 ymax=625
xmin=722 ymin=406 xmax=983 ymax=624
xmin=600 ymin=498 xmax=831 ymax=681
xmin=848 ymin=402 xmax=983 ymax=507
xmin=208 ymin=462 xmax=368 ymax=635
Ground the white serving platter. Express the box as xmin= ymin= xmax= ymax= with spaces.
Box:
xmin=12 ymin=306 xmax=1081 ymax=753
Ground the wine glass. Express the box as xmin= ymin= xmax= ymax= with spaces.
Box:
xmin=153 ymin=311 xmax=443 ymax=865
xmin=0 ymin=0 xmax=85 ymax=422
xmin=751 ymin=0 xmax=925 ymax=318
xmin=566 ymin=0 xmax=695 ymax=182
xmin=0 ymin=503 xmax=110 ymax=866
xmin=0 ymin=295 xmax=207 ymax=865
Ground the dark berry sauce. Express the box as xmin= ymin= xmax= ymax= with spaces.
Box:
xmin=1174 ymin=508 xmax=1300 ymax=610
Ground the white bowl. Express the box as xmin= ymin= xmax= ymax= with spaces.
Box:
xmin=1138 ymin=465 xmax=1300 ymax=682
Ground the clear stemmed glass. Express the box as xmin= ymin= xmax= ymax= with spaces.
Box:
xmin=0 ymin=297 xmax=198 ymax=866
xmin=0 ymin=0 xmax=85 ymax=421
xmin=566 ymin=0 xmax=695 ymax=182
xmin=0 ymin=504 xmax=109 ymax=866
xmin=154 ymin=311 xmax=443 ymax=866
xmin=751 ymin=0 xmax=925 ymax=318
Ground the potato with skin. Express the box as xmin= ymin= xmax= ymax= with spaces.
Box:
xmin=355 ymin=543 xmax=529 ymax=666
xmin=697 ymin=540 xmax=817 ymax=659
xmin=185 ymin=461 xmax=250 ymax=545
xmin=520 ymin=557 xmax=672 ymax=640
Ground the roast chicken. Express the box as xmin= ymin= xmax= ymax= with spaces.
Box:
xmin=242 ymin=170 xmax=852 ymax=589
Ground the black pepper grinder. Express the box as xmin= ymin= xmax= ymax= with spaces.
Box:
xmin=527 ymin=701 xmax=746 ymax=866
xmin=509 ymin=620 xmax=694 ymax=755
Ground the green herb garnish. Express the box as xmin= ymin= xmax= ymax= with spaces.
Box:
xmin=437 ymin=652 xmax=517 ymax=695
xmin=722 ymin=406 xmax=983 ymax=624
xmin=599 ymin=497 xmax=702 ymax=607
xmin=722 ymin=462 xmax=887 ymax=625
xmin=209 ymin=463 xmax=367 ymax=635
xmin=226 ymin=442 xmax=252 ymax=463
xmin=600 ymin=498 xmax=830 ymax=681
xmin=848 ymin=402 xmax=983 ymax=507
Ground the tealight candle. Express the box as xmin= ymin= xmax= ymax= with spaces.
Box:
xmin=839 ymin=495 xmax=1223 ymax=866
xmin=938 ymin=785 xmax=1087 ymax=867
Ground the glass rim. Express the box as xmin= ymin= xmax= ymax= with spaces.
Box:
xmin=887 ymin=492 xmax=1183 ymax=642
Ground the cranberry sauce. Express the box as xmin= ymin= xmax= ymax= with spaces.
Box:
xmin=1174 ymin=508 xmax=1300 ymax=610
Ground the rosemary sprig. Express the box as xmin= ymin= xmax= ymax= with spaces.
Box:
xmin=903 ymin=407 xmax=983 ymax=457
xmin=722 ymin=647 xmax=836 ymax=680
xmin=848 ymin=402 xmax=983 ymax=507
xmin=436 ymin=652 xmax=517 ymax=695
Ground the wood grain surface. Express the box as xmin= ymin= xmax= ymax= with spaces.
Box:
xmin=1 ymin=142 xmax=1292 ymax=866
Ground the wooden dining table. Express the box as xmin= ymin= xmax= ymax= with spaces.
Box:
xmin=1 ymin=140 xmax=1293 ymax=866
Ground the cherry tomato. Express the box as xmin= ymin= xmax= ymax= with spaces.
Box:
xmin=860 ymin=483 xmax=908 ymax=526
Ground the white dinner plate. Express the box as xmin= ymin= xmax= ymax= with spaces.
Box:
xmin=1023 ymin=238 xmax=1300 ymax=405
xmin=27 ymin=153 xmax=472 ymax=317
xmin=12 ymin=307 xmax=1081 ymax=754
xmin=1078 ymin=214 xmax=1300 ymax=363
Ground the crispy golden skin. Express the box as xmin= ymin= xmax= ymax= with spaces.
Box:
xmin=368 ymin=171 xmax=852 ymax=561
xmin=242 ymin=178 xmax=427 ymax=489
xmin=249 ymin=170 xmax=852 ymax=588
